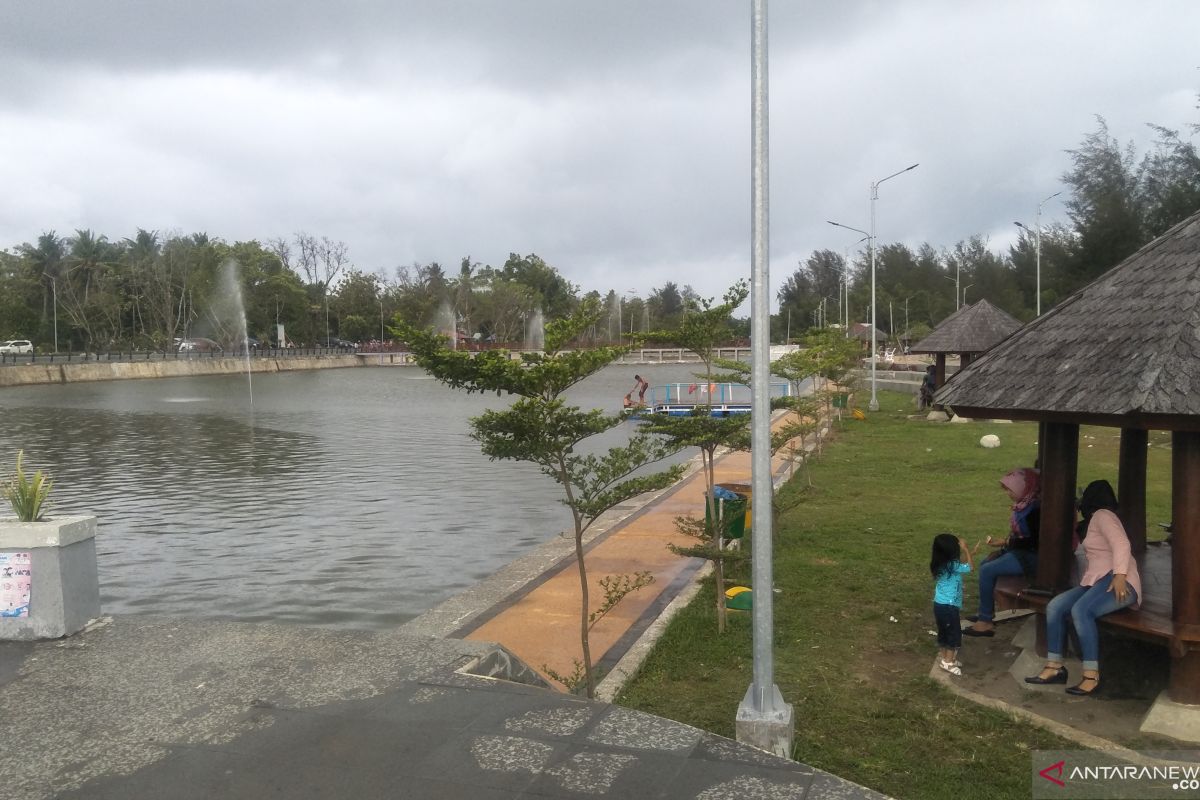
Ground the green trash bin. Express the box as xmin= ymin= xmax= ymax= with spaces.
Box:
xmin=705 ymin=483 xmax=751 ymax=540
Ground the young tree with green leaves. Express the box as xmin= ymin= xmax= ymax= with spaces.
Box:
xmin=393 ymin=299 xmax=683 ymax=697
xmin=640 ymin=281 xmax=752 ymax=633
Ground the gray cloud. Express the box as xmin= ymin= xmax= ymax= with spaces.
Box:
xmin=1 ymin=1 xmax=1197 ymax=303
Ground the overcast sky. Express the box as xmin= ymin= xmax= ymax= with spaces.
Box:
xmin=1 ymin=1 xmax=1197 ymax=304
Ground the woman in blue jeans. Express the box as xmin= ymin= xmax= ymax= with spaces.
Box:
xmin=964 ymin=467 xmax=1041 ymax=637
xmin=1024 ymin=480 xmax=1141 ymax=695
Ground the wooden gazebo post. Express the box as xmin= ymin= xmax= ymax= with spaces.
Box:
xmin=1119 ymin=428 xmax=1149 ymax=554
xmin=1171 ymin=431 xmax=1200 ymax=704
xmin=1037 ymin=422 xmax=1079 ymax=592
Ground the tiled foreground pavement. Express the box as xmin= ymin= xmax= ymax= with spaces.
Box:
xmin=0 ymin=618 xmax=884 ymax=799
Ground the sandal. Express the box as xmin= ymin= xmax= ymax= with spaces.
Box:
xmin=938 ymin=659 xmax=962 ymax=676
xmin=1024 ymin=665 xmax=1068 ymax=685
xmin=1066 ymin=675 xmax=1101 ymax=696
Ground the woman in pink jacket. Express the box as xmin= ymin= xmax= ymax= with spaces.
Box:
xmin=1024 ymin=479 xmax=1141 ymax=696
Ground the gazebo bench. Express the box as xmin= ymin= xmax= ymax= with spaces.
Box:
xmin=994 ymin=575 xmax=1200 ymax=656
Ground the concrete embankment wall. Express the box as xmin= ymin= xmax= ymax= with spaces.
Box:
xmin=0 ymin=355 xmax=363 ymax=388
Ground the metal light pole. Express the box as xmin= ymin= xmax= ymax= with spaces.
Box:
xmin=962 ymin=283 xmax=975 ymax=306
xmin=379 ymin=296 xmax=385 ymax=365
xmin=45 ymin=274 xmax=58 ymax=353
xmin=735 ymin=0 xmax=793 ymax=758
xmin=836 ymin=235 xmax=867 ymax=337
xmin=867 ymin=163 xmax=919 ymax=410
xmin=829 ymin=221 xmax=870 ymax=345
xmin=903 ymin=296 xmax=912 ymax=347
xmin=1014 ymin=190 xmax=1060 ymax=316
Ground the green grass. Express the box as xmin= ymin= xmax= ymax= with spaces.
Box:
xmin=617 ymin=391 xmax=1176 ymax=800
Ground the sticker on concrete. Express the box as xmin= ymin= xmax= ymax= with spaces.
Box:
xmin=587 ymin=707 xmax=702 ymax=753
xmin=505 ymin=707 xmax=594 ymax=737
xmin=0 ymin=552 xmax=32 ymax=618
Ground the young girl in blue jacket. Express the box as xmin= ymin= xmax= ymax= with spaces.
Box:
xmin=931 ymin=533 xmax=976 ymax=676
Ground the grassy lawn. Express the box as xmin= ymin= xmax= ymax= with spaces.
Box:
xmin=616 ymin=390 xmax=1175 ymax=800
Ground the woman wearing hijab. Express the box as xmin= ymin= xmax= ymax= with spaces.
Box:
xmin=963 ymin=468 xmax=1041 ymax=637
xmin=1024 ymin=479 xmax=1140 ymax=695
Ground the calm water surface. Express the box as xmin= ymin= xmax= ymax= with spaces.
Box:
xmin=0 ymin=363 xmax=707 ymax=629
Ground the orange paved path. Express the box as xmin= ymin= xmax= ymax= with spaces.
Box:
xmin=464 ymin=422 xmax=803 ymax=688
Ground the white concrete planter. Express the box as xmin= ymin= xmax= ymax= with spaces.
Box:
xmin=0 ymin=515 xmax=100 ymax=640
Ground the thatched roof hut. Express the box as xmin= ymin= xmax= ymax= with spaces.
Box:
xmin=907 ymin=299 xmax=1022 ymax=401
xmin=936 ymin=210 xmax=1200 ymax=705
xmin=909 ymin=299 xmax=1021 ymax=358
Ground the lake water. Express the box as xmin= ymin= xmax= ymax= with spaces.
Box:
xmin=0 ymin=363 xmax=710 ymax=629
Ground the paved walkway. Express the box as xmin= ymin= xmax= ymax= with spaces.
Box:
xmin=0 ymin=618 xmax=884 ymax=799
xmin=461 ymin=448 xmax=768 ymax=686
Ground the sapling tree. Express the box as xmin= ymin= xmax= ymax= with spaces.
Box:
xmin=640 ymin=282 xmax=757 ymax=633
xmin=394 ymin=300 xmax=683 ymax=697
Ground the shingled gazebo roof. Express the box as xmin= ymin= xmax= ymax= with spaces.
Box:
xmin=909 ymin=299 xmax=1021 ymax=356
xmin=849 ymin=322 xmax=886 ymax=342
xmin=937 ymin=211 xmax=1200 ymax=423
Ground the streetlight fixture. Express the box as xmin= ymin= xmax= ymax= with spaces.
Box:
xmin=379 ymin=296 xmax=386 ymax=365
xmin=829 ymin=220 xmax=871 ymax=345
xmin=1014 ymin=190 xmax=1062 ymax=316
xmin=44 ymin=273 xmax=59 ymax=353
xmin=735 ymin=0 xmax=793 ymax=759
xmin=834 ymin=235 xmax=868 ymax=337
xmin=962 ymin=283 xmax=975 ymax=306
xmin=866 ymin=163 xmax=919 ymax=410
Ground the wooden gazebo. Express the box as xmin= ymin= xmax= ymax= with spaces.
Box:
xmin=910 ymin=299 xmax=1022 ymax=393
xmin=848 ymin=322 xmax=886 ymax=344
xmin=936 ymin=211 xmax=1200 ymax=705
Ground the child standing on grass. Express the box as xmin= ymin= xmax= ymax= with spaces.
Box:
xmin=930 ymin=533 xmax=975 ymax=676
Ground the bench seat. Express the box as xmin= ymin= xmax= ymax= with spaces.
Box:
xmin=994 ymin=559 xmax=1200 ymax=655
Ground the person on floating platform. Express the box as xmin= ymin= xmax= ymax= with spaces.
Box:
xmin=631 ymin=374 xmax=649 ymax=405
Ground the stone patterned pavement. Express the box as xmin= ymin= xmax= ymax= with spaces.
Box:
xmin=0 ymin=617 xmax=886 ymax=799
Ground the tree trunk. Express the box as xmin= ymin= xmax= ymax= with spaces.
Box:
xmin=575 ymin=524 xmax=594 ymax=696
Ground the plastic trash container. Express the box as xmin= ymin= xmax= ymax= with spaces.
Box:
xmin=705 ymin=482 xmax=752 ymax=540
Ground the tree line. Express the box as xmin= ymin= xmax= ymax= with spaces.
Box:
xmin=1 ymin=112 xmax=1196 ymax=351
xmin=779 ymin=114 xmax=1200 ymax=343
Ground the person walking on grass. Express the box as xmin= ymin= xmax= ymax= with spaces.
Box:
xmin=931 ymin=533 xmax=977 ymax=676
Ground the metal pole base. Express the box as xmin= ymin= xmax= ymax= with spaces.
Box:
xmin=868 ymin=397 xmax=880 ymax=411
xmin=734 ymin=683 xmax=794 ymax=759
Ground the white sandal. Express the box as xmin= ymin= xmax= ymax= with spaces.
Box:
xmin=939 ymin=659 xmax=962 ymax=676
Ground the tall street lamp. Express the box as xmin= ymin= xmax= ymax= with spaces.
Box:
xmin=1014 ymin=190 xmax=1061 ymax=317
xmin=962 ymin=283 xmax=975 ymax=306
xmin=836 ymin=235 xmax=868 ymax=337
xmin=866 ymin=163 xmax=919 ymax=410
xmin=44 ymin=273 xmax=59 ymax=353
xmin=735 ymin=0 xmax=793 ymax=759
xmin=829 ymin=221 xmax=870 ymax=347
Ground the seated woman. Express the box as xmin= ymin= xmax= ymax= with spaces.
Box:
xmin=1024 ymin=479 xmax=1140 ymax=695
xmin=963 ymin=467 xmax=1040 ymax=637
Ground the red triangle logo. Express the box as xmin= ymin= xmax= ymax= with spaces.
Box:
xmin=1039 ymin=760 xmax=1066 ymax=787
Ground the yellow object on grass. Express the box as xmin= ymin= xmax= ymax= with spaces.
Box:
xmin=851 ymin=408 xmax=866 ymax=420
xmin=725 ymin=586 xmax=753 ymax=611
